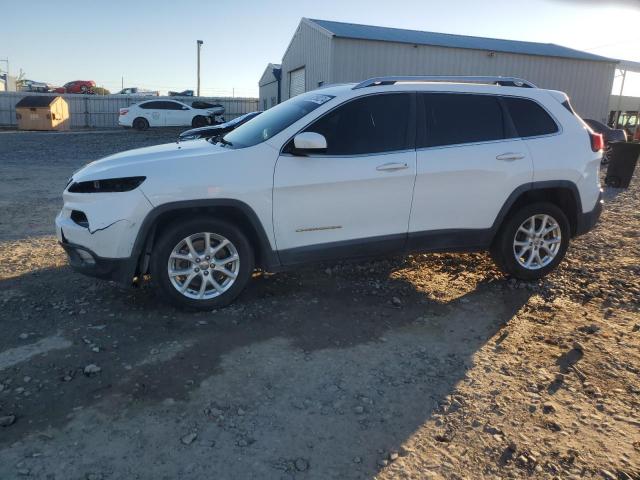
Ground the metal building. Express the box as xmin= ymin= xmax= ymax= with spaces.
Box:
xmin=272 ymin=18 xmax=618 ymax=121
xmin=258 ymin=63 xmax=281 ymax=111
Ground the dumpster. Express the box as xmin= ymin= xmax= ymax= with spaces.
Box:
xmin=605 ymin=142 xmax=640 ymax=188
xmin=15 ymin=95 xmax=70 ymax=131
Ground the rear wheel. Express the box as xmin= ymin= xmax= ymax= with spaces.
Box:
xmin=192 ymin=115 xmax=208 ymax=128
xmin=150 ymin=218 xmax=254 ymax=310
xmin=133 ymin=117 xmax=149 ymax=131
xmin=491 ymin=202 xmax=570 ymax=280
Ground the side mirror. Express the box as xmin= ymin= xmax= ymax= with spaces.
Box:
xmin=293 ymin=132 xmax=327 ymax=154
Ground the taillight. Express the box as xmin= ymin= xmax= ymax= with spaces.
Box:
xmin=590 ymin=132 xmax=604 ymax=152
xmin=119 ymin=109 xmax=128 ymax=116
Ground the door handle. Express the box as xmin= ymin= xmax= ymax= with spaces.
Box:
xmin=496 ymin=152 xmax=525 ymax=161
xmin=376 ymin=162 xmax=409 ymax=171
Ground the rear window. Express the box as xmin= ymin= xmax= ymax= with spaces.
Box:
xmin=139 ymin=101 xmax=184 ymax=110
xmin=504 ymin=97 xmax=558 ymax=137
xmin=160 ymin=101 xmax=186 ymax=110
xmin=139 ymin=101 xmax=162 ymax=109
xmin=419 ymin=93 xmax=506 ymax=148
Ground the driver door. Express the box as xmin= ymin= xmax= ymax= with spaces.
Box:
xmin=273 ymin=93 xmax=417 ymax=264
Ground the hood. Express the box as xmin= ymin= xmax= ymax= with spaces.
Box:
xmin=73 ymin=139 xmax=229 ymax=182
xmin=179 ymin=124 xmax=227 ymax=139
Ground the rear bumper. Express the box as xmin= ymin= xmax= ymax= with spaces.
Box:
xmin=60 ymin=240 xmax=135 ymax=284
xmin=575 ymin=192 xmax=603 ymax=236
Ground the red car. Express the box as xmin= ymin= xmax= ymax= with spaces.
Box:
xmin=53 ymin=80 xmax=96 ymax=94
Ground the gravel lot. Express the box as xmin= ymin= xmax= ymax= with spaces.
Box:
xmin=0 ymin=129 xmax=638 ymax=480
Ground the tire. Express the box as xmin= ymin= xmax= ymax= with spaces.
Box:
xmin=490 ymin=202 xmax=570 ymax=280
xmin=133 ymin=117 xmax=149 ymax=131
xmin=192 ymin=116 xmax=208 ymax=128
xmin=605 ymin=176 xmax=621 ymax=188
xmin=150 ymin=217 xmax=254 ymax=310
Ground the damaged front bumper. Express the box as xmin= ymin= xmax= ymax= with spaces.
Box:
xmin=59 ymin=238 xmax=134 ymax=284
xmin=55 ymin=188 xmax=153 ymax=283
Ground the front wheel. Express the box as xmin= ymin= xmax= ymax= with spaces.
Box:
xmin=192 ymin=115 xmax=208 ymax=128
xmin=150 ymin=218 xmax=255 ymax=310
xmin=491 ymin=203 xmax=570 ymax=280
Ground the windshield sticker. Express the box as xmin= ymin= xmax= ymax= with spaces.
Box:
xmin=305 ymin=94 xmax=333 ymax=105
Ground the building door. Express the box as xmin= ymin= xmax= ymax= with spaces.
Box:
xmin=289 ymin=67 xmax=305 ymax=98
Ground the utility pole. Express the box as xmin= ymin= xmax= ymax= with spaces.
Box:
xmin=196 ymin=40 xmax=203 ymax=97
xmin=121 ymin=75 xmax=124 ymax=91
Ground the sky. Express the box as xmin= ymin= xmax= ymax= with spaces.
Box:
xmin=1 ymin=0 xmax=640 ymax=98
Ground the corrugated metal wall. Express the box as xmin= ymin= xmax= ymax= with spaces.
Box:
xmin=280 ymin=21 xmax=333 ymax=101
xmin=0 ymin=92 xmax=259 ymax=128
xmin=259 ymin=81 xmax=279 ymax=110
xmin=609 ymin=95 xmax=640 ymax=112
xmin=331 ymin=38 xmax=616 ymax=121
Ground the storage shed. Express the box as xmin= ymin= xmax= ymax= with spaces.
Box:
xmin=274 ymin=18 xmax=618 ymax=122
xmin=15 ymin=95 xmax=70 ymax=131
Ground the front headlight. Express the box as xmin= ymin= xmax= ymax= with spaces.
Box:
xmin=67 ymin=176 xmax=146 ymax=193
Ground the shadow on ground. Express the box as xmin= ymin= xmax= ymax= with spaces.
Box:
xmin=0 ymin=256 xmax=531 ymax=479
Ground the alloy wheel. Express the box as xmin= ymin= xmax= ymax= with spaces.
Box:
xmin=512 ymin=214 xmax=562 ymax=270
xmin=167 ymin=232 xmax=240 ymax=300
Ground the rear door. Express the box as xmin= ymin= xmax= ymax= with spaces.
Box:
xmin=273 ymin=93 xmax=417 ymax=263
xmin=138 ymin=101 xmax=165 ymax=126
xmin=409 ymin=93 xmax=533 ymax=247
xmin=163 ymin=101 xmax=192 ymax=126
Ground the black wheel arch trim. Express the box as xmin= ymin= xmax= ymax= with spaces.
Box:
xmin=128 ymin=199 xmax=281 ymax=280
xmin=488 ymin=180 xmax=583 ymax=239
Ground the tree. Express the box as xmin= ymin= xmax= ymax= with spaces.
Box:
xmin=93 ymin=86 xmax=111 ymax=95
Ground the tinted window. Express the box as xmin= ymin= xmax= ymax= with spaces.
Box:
xmin=504 ymin=97 xmax=558 ymax=137
xmin=419 ymin=93 xmax=505 ymax=148
xmin=160 ymin=101 xmax=185 ymax=110
xmin=304 ymin=93 xmax=411 ymax=155
xmin=139 ymin=101 xmax=163 ymax=109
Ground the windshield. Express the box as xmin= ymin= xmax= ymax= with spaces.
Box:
xmin=222 ymin=93 xmax=334 ymax=148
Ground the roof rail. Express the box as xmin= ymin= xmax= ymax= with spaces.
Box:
xmin=353 ymin=75 xmax=537 ymax=89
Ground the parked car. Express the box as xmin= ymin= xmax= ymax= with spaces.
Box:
xmin=169 ymin=90 xmax=194 ymax=97
xmin=57 ymin=76 xmax=603 ymax=309
xmin=583 ymin=119 xmax=627 ymax=143
xmin=178 ymin=111 xmax=262 ymax=140
xmin=584 ymin=118 xmax=627 ymax=163
xmin=115 ymin=87 xmax=159 ymax=97
xmin=54 ymin=80 xmax=96 ymax=94
xmin=19 ymin=79 xmax=51 ymax=93
xmin=118 ymin=100 xmax=224 ymax=130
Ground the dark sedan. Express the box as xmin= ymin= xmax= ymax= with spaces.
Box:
xmin=584 ymin=119 xmax=627 ymax=144
xmin=178 ymin=111 xmax=262 ymax=141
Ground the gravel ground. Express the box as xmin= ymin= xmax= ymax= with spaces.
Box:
xmin=0 ymin=129 xmax=638 ymax=480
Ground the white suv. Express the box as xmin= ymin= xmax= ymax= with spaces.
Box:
xmin=56 ymin=76 xmax=604 ymax=309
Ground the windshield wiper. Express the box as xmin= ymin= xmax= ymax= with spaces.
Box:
xmin=217 ymin=137 xmax=233 ymax=147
